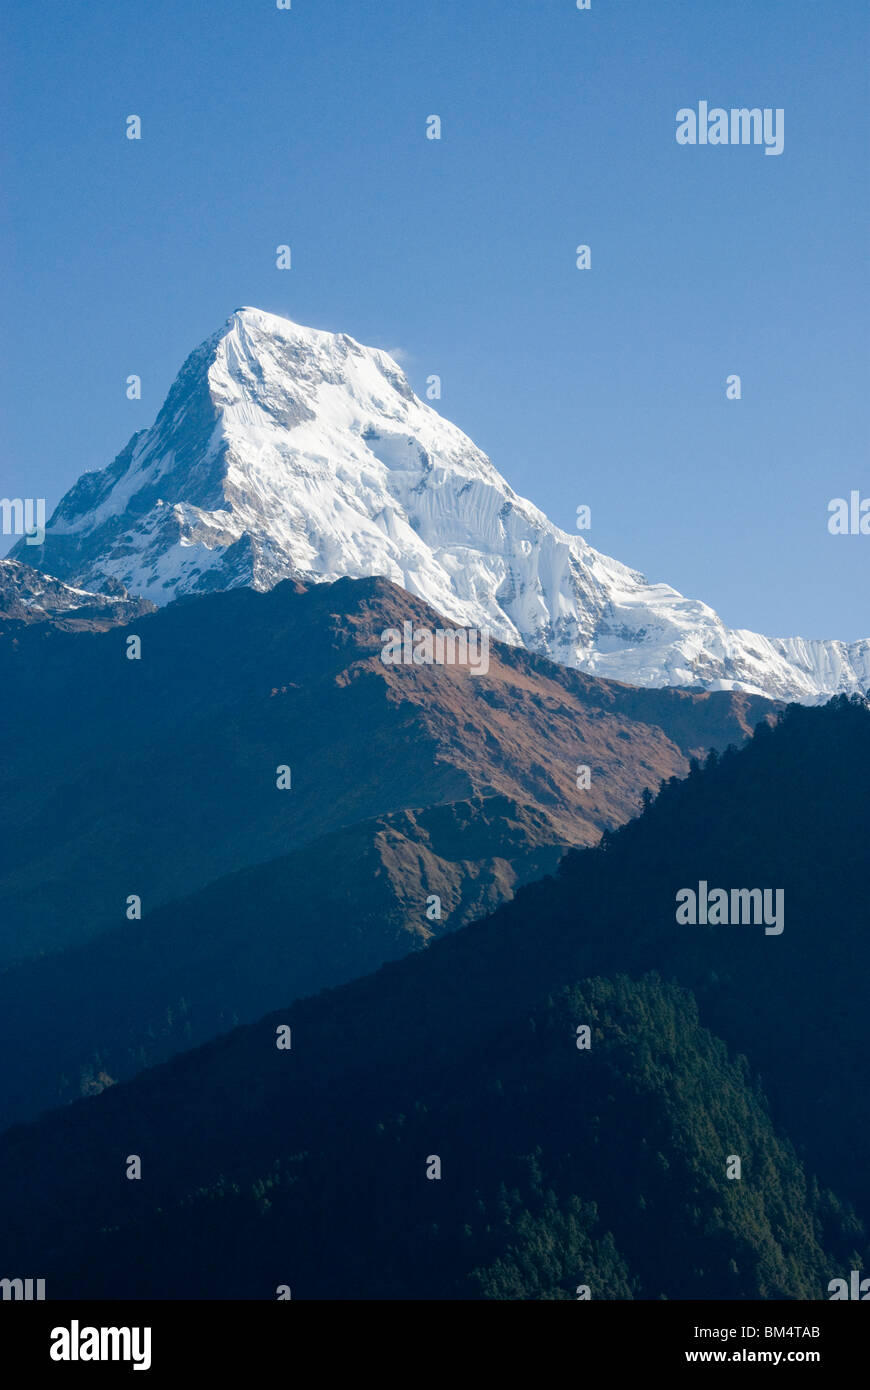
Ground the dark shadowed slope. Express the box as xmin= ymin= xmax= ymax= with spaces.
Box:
xmin=0 ymin=697 xmax=866 ymax=1299
xmin=0 ymin=795 xmax=562 ymax=1130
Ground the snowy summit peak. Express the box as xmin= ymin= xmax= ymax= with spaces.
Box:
xmin=15 ymin=308 xmax=870 ymax=703
xmin=209 ymin=305 xmax=420 ymax=418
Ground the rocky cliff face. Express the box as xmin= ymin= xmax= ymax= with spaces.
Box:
xmin=0 ymin=558 xmax=154 ymax=631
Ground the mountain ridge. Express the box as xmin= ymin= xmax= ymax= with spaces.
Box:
xmin=0 ymin=574 xmax=774 ymax=967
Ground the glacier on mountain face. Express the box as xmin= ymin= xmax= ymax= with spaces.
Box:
xmin=15 ymin=307 xmax=869 ymax=704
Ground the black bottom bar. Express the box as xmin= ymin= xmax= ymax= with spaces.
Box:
xmin=1 ymin=1299 xmax=864 ymax=1377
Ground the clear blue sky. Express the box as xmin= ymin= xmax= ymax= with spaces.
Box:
xmin=2 ymin=0 xmax=867 ymax=640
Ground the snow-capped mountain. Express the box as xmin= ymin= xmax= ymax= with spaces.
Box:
xmin=16 ymin=307 xmax=869 ymax=702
